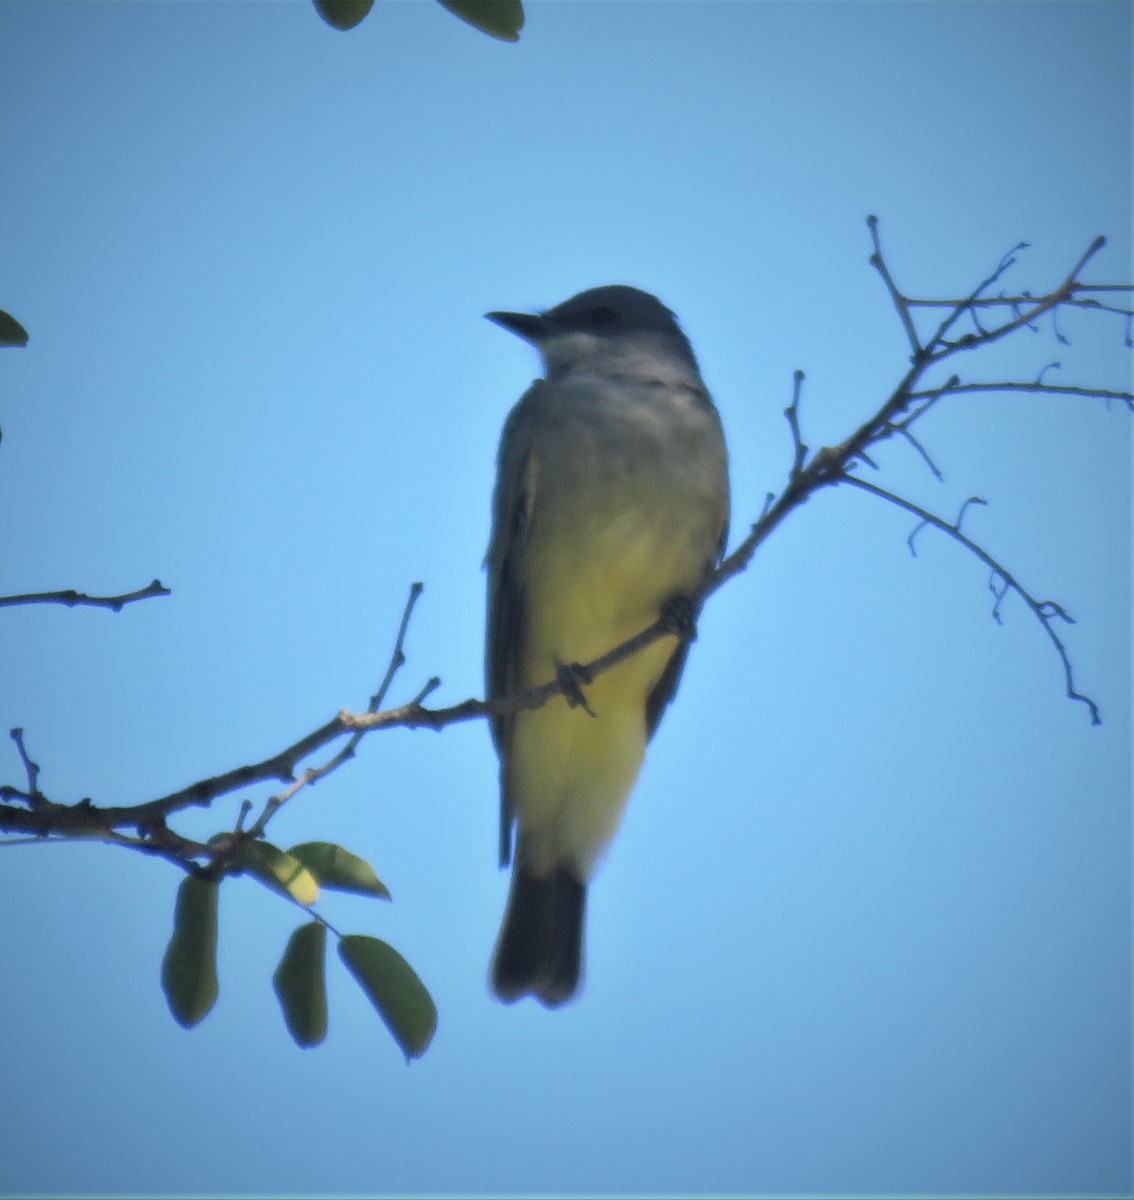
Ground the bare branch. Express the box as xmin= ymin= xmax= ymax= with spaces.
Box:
xmin=368 ymin=581 xmax=424 ymax=712
xmin=245 ymin=581 xmax=430 ymax=838
xmin=867 ymin=213 xmax=922 ymax=357
xmin=905 ymin=282 xmax=1132 ymax=323
xmin=907 ymin=496 xmax=988 ymax=555
xmin=930 ymin=237 xmax=1108 ymax=358
xmin=10 ymin=728 xmax=42 ymax=803
xmin=934 ymin=247 xmax=1029 ymax=350
xmin=842 ymin=474 xmax=1101 ymax=726
xmin=891 ymin=377 xmax=955 ymax=433
xmin=0 ymin=585 xmax=473 ymax=856
xmin=909 ymin=380 xmax=1133 ymax=411
xmin=895 ymin=425 xmax=944 ymax=481
xmin=0 ymin=579 xmax=171 ymax=611
xmin=784 ymin=370 xmax=808 ymax=479
xmin=3 ymin=218 xmax=1127 ymax=859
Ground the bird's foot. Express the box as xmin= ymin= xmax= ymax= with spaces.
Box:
xmin=555 ymin=660 xmax=597 ymax=717
xmin=660 ymin=594 xmax=698 ymax=641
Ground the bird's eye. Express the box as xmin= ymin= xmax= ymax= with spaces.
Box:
xmin=591 ymin=304 xmax=616 ymax=326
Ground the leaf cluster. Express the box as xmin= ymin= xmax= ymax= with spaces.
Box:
xmin=162 ymin=839 xmax=435 ymax=1060
xmin=3 ymin=220 xmax=1131 ymax=1060
xmin=314 ymin=0 xmax=524 ymax=41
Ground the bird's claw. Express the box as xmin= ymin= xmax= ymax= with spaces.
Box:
xmin=556 ymin=660 xmax=597 ymax=717
xmin=660 ymin=594 xmax=697 ymax=641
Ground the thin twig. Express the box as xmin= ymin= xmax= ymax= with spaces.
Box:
xmin=246 ymin=581 xmax=430 ymax=837
xmin=867 ymin=213 xmax=922 ymax=357
xmin=843 ymin=474 xmax=1100 ymax=725
xmin=10 ymin=728 xmax=41 ymax=801
xmin=925 ymin=242 xmax=1031 ymax=353
xmin=906 ymin=285 xmax=1132 ymax=318
xmin=784 ymin=370 xmax=808 ymax=479
xmin=895 ymin=426 xmax=944 ymax=480
xmin=934 ymin=237 xmax=1108 ymax=358
xmin=908 ymin=381 xmax=1133 ymax=410
xmin=0 ymin=580 xmax=171 ymax=611
xmin=368 ymin=582 xmax=424 ymax=712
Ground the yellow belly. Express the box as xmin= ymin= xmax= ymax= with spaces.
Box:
xmin=509 ymin=498 xmax=703 ymax=879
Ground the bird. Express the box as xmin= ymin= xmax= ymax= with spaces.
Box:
xmin=484 ymin=284 xmax=730 ymax=1007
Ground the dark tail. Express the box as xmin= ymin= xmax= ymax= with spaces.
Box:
xmin=491 ymin=865 xmax=586 ymax=1007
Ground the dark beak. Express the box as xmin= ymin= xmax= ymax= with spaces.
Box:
xmin=485 ymin=309 xmax=553 ymax=344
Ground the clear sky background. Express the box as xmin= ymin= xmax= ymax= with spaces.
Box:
xmin=0 ymin=2 xmax=1130 ymax=1196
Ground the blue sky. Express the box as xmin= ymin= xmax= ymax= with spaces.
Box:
xmin=0 ymin=1 xmax=1130 ymax=1195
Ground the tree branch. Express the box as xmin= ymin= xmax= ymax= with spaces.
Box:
xmin=840 ymin=475 xmax=1100 ymax=725
xmin=0 ymin=580 xmax=171 ymax=611
xmin=4 ymin=218 xmax=1128 ymax=857
xmin=909 ymin=380 xmax=1132 ymax=410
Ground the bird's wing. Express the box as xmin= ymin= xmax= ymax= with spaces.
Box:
xmin=486 ymin=383 xmax=542 ymax=866
xmin=643 ymin=489 xmax=730 ymax=740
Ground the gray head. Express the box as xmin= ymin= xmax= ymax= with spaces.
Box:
xmin=486 ymin=285 xmax=700 ymax=378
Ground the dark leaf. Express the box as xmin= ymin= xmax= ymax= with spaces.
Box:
xmin=339 ymin=934 xmax=437 ymax=1061
xmin=161 ymin=875 xmax=220 ymax=1029
xmin=0 ymin=310 xmax=29 ymax=347
xmin=273 ymin=922 xmax=328 ymax=1048
xmin=313 ymin=0 xmax=374 ymax=30
xmin=435 ymin=0 xmax=524 ymax=42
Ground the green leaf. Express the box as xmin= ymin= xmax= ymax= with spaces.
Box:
xmin=240 ymin=841 xmax=319 ymax=906
xmin=338 ymin=935 xmax=437 ymax=1061
xmin=161 ymin=875 xmax=220 ymax=1029
xmin=273 ymin=922 xmax=328 ymax=1048
xmin=0 ymin=309 xmax=29 ymax=347
xmin=434 ymin=0 xmax=524 ymax=42
xmin=288 ymin=841 xmax=391 ymax=900
xmin=313 ymin=0 xmax=374 ymax=30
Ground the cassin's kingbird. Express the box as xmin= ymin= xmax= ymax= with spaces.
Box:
xmin=485 ymin=284 xmax=730 ymax=1007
